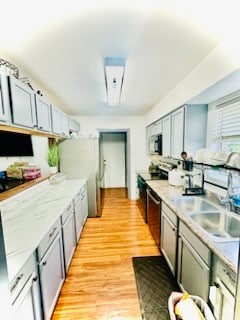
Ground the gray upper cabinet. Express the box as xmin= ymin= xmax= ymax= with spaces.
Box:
xmin=0 ymin=70 xmax=11 ymax=123
xmin=35 ymin=94 xmax=52 ymax=132
xmin=152 ymin=120 xmax=162 ymax=135
xmin=51 ymin=105 xmax=62 ymax=135
xmin=8 ymin=76 xmax=37 ymax=129
xmin=153 ymin=104 xmax=207 ymax=158
xmin=69 ymin=117 xmax=80 ymax=133
xmin=61 ymin=112 xmax=70 ymax=137
xmin=146 ymin=120 xmax=162 ymax=154
xmin=171 ymin=107 xmax=184 ymax=159
xmin=184 ymin=104 xmax=208 ymax=157
xmin=162 ymin=115 xmax=171 ymax=156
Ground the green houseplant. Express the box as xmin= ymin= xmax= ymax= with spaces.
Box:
xmin=47 ymin=144 xmax=59 ymax=174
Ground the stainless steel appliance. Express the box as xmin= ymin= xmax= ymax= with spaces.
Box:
xmin=147 ymin=187 xmax=161 ymax=248
xmin=137 ymin=170 xmax=168 ymax=223
xmin=59 ymin=138 xmax=102 ymax=217
xmin=149 ymin=134 xmax=163 ymax=155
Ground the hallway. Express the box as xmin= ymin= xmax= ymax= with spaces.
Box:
xmin=52 ymin=188 xmax=159 ymax=320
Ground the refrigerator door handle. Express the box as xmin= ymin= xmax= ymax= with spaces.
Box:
xmin=99 ymin=160 xmax=106 ymax=181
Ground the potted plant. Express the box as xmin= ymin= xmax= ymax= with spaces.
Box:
xmin=47 ymin=144 xmax=59 ymax=174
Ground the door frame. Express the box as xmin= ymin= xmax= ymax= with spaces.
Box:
xmin=98 ymin=129 xmax=130 ymax=198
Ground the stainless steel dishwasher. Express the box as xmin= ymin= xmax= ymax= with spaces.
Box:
xmin=147 ymin=187 xmax=161 ymax=248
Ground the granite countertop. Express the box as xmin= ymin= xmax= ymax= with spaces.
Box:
xmin=146 ymin=180 xmax=239 ymax=273
xmin=0 ymin=178 xmax=86 ymax=283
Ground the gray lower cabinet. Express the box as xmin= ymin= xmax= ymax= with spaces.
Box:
xmin=11 ymin=254 xmax=42 ymax=320
xmin=81 ymin=183 xmax=88 ymax=226
xmin=74 ymin=183 xmax=88 ymax=242
xmin=61 ymin=202 xmax=76 ymax=273
xmin=177 ymin=221 xmax=211 ymax=300
xmin=37 ymin=219 xmax=65 ymax=320
xmin=74 ymin=193 xmax=83 ymax=242
xmin=160 ymin=202 xmax=178 ymax=276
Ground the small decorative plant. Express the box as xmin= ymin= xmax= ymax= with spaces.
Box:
xmin=47 ymin=144 xmax=59 ymax=168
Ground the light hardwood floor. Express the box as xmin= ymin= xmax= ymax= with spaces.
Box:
xmin=52 ymin=188 xmax=160 ymax=320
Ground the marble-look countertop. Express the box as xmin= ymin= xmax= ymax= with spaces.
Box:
xmin=0 ymin=178 xmax=86 ymax=283
xmin=146 ymin=180 xmax=239 ymax=273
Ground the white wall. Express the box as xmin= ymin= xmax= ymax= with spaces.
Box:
xmin=74 ymin=116 xmax=149 ymax=199
xmin=145 ymin=40 xmax=240 ymax=125
xmin=0 ymin=136 xmax=49 ymax=177
xmin=100 ymin=133 xmax=126 ymax=188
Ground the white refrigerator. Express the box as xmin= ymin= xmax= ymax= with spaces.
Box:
xmin=59 ymin=138 xmax=102 ymax=217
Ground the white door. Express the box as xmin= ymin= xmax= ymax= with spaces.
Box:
xmin=100 ymin=132 xmax=126 ymax=188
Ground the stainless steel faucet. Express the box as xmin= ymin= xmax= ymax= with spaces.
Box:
xmin=219 ymin=172 xmax=234 ymax=211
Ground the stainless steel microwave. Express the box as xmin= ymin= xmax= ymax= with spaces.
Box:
xmin=149 ymin=134 xmax=162 ymax=155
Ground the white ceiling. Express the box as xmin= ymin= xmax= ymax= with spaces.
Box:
xmin=0 ymin=1 xmax=239 ymax=116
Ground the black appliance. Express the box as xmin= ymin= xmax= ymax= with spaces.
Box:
xmin=137 ymin=169 xmax=168 ymax=223
xmin=147 ymin=187 xmax=161 ymax=249
xmin=0 ymin=131 xmax=34 ymax=157
xmin=137 ymin=175 xmax=147 ymax=219
xmin=149 ymin=134 xmax=162 ymax=155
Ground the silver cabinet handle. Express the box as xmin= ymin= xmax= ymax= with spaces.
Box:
xmin=49 ymin=227 xmax=57 ymax=238
xmin=10 ymin=273 xmax=24 ymax=292
xmin=33 ymin=276 xmax=38 ymax=282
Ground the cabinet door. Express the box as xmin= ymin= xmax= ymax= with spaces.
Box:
xmin=162 ymin=115 xmax=171 ymax=156
xmin=146 ymin=126 xmax=152 ymax=154
xmin=152 ymin=120 xmax=162 ymax=135
xmin=39 ymin=232 xmax=65 ymax=320
xmin=178 ymin=234 xmax=210 ymax=300
xmin=81 ymin=186 xmax=88 ymax=226
xmin=51 ymin=106 xmax=62 ymax=135
xmin=62 ymin=212 xmax=76 ymax=272
xmin=35 ymin=95 xmax=52 ymax=132
xmin=74 ymin=199 xmax=83 ymax=242
xmin=9 ymin=76 xmax=37 ymax=128
xmin=73 ymin=119 xmax=80 ymax=132
xmin=61 ymin=112 xmax=70 ymax=137
xmin=12 ymin=272 xmax=42 ymax=320
xmin=171 ymin=107 xmax=184 ymax=159
xmin=0 ymin=71 xmax=10 ymax=122
xmin=161 ymin=213 xmax=177 ymax=276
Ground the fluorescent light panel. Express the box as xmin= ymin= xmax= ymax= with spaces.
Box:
xmin=105 ymin=57 xmax=125 ymax=106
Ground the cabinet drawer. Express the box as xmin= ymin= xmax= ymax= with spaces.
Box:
xmin=10 ymin=253 xmax=36 ymax=303
xmin=179 ymin=221 xmax=211 ymax=265
xmin=74 ymin=189 xmax=82 ymax=206
xmin=37 ymin=219 xmax=61 ymax=261
xmin=162 ymin=202 xmax=177 ymax=225
xmin=61 ymin=202 xmax=74 ymax=225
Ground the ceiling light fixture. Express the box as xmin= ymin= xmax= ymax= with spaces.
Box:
xmin=105 ymin=57 xmax=125 ymax=106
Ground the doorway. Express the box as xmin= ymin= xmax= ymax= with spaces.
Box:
xmin=99 ymin=131 xmax=128 ymax=189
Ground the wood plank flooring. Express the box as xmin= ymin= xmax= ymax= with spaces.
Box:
xmin=52 ymin=188 xmax=160 ymax=320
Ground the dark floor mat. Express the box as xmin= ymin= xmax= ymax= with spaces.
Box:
xmin=132 ymin=256 xmax=180 ymax=320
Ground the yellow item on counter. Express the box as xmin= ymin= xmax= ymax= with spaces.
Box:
xmin=175 ymin=292 xmax=205 ymax=320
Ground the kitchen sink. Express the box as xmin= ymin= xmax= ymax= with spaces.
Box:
xmin=190 ymin=211 xmax=240 ymax=242
xmin=171 ymin=196 xmax=218 ymax=213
